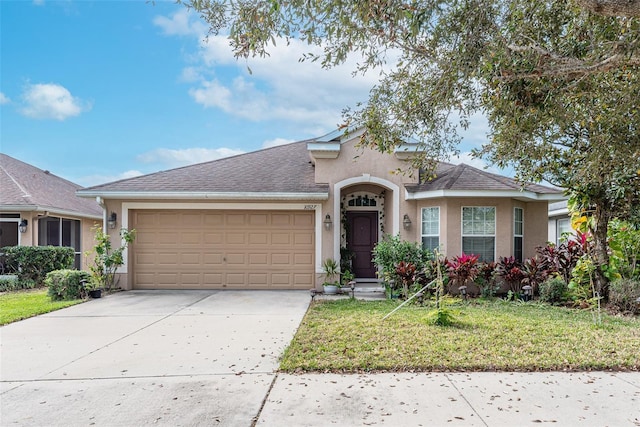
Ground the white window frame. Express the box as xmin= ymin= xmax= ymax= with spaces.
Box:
xmin=461 ymin=206 xmax=496 ymax=262
xmin=421 ymin=207 xmax=440 ymax=252
xmin=556 ymin=218 xmax=572 ymax=245
xmin=514 ymin=207 xmax=524 ymax=262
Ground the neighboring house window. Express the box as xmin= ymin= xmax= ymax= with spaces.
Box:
xmin=0 ymin=213 xmax=20 ymax=248
xmin=38 ymin=217 xmax=82 ymax=269
xmin=514 ymin=207 xmax=524 ymax=263
xmin=556 ymin=218 xmax=572 ymax=245
xmin=462 ymin=206 xmax=496 ymax=262
xmin=421 ymin=207 xmax=440 ymax=252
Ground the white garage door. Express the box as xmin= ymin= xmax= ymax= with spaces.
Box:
xmin=131 ymin=210 xmax=315 ymax=289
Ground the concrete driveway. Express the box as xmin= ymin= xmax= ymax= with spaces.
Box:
xmin=0 ymin=290 xmax=310 ymax=426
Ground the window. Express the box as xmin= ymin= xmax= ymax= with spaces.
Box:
xmin=38 ymin=217 xmax=82 ymax=269
xmin=514 ymin=207 xmax=524 ymax=262
xmin=462 ymin=207 xmax=495 ymax=262
xmin=348 ymin=195 xmax=377 ymax=207
xmin=0 ymin=213 xmax=20 ymax=248
xmin=556 ymin=218 xmax=572 ymax=245
xmin=421 ymin=207 xmax=440 ymax=252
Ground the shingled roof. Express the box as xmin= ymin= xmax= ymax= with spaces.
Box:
xmin=0 ymin=153 xmax=102 ymax=217
xmin=77 ymin=138 xmax=560 ymax=200
xmin=406 ymin=163 xmax=561 ymax=196
xmin=79 ymin=140 xmax=329 ymax=199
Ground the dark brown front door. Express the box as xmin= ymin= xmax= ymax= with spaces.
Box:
xmin=346 ymin=211 xmax=378 ymax=278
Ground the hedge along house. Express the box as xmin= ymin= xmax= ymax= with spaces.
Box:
xmin=77 ymin=128 xmax=563 ymax=291
xmin=0 ymin=153 xmax=102 ymax=269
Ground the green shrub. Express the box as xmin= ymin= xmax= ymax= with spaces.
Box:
xmin=539 ymin=276 xmax=568 ymax=305
xmin=3 ymin=246 xmax=75 ymax=285
xmin=372 ymin=234 xmax=433 ymax=297
xmin=45 ymin=269 xmax=91 ymax=301
xmin=0 ymin=276 xmax=38 ymax=292
xmin=609 ymin=279 xmax=640 ymax=315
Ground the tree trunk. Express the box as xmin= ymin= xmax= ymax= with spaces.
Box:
xmin=591 ymin=202 xmax=611 ymax=300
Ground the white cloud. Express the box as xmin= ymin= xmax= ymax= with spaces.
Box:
xmin=0 ymin=92 xmax=10 ymax=105
xmin=153 ymin=9 xmax=206 ymax=37
xmin=20 ymin=83 xmax=91 ymax=120
xmin=137 ymin=147 xmax=245 ymax=168
xmin=77 ymin=170 xmax=144 ymax=187
xmin=262 ymin=138 xmax=295 ymax=148
xmin=189 ymin=36 xmax=381 ymax=129
xmin=33 ymin=0 xmax=45 ymax=5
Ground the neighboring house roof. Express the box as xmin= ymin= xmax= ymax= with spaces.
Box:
xmin=77 ymin=136 xmax=562 ymax=201
xmin=78 ymin=141 xmax=330 ymax=200
xmin=405 ymin=163 xmax=562 ymax=200
xmin=0 ymin=153 xmax=102 ymax=218
xmin=549 ymin=200 xmax=569 ymax=217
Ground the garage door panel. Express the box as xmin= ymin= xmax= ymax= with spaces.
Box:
xmin=271 ymin=253 xmax=291 ymax=265
xmin=294 ymin=232 xmax=313 ymax=245
xmin=248 ymin=232 xmax=268 ymax=244
xmin=271 ymin=233 xmax=291 ymax=245
xmin=226 ymin=233 xmax=246 ymax=245
xmin=249 ymin=253 xmax=268 ymax=265
xmin=132 ymin=210 xmax=314 ymax=290
xmin=203 ymin=253 xmax=224 ymax=265
xmin=249 ymin=214 xmax=269 ymax=226
xmin=294 ymin=253 xmax=313 ymax=265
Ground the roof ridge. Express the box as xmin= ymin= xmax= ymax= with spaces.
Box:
xmin=0 ymin=153 xmax=83 ymax=190
xmin=444 ymin=163 xmax=468 ymax=189
xmin=0 ymin=161 xmax=31 ymax=200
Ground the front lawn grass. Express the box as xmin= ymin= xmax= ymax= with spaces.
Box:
xmin=0 ymin=289 xmax=83 ymax=325
xmin=280 ymin=299 xmax=640 ymax=372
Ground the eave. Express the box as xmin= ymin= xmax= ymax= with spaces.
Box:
xmin=76 ymin=191 xmax=330 ymax=201
xmin=405 ymin=189 xmax=566 ymax=202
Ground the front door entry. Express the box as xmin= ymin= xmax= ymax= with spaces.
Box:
xmin=346 ymin=211 xmax=378 ymax=278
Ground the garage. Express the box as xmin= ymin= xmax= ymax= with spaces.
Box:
xmin=131 ymin=210 xmax=315 ymax=290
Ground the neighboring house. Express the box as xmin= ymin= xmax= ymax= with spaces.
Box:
xmin=548 ymin=200 xmax=572 ymax=245
xmin=0 ymin=153 xmax=102 ymax=269
xmin=77 ymin=128 xmax=563 ymax=290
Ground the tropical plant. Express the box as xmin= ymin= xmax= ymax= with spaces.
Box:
xmin=476 ymin=261 xmax=499 ymax=298
xmin=521 ymin=256 xmax=548 ymax=295
xmin=372 ymin=234 xmax=432 ymax=295
xmin=495 ymin=256 xmax=525 ymax=295
xmin=321 ymin=258 xmax=340 ymax=287
xmin=395 ymin=261 xmax=417 ymax=300
xmin=608 ymin=220 xmax=640 ymax=280
xmin=447 ymin=253 xmax=480 ymax=295
xmin=536 ymin=237 xmax=588 ymax=285
xmin=87 ymin=226 xmax=136 ymax=292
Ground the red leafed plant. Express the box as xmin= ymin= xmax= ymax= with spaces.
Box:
xmin=447 ymin=253 xmax=480 ymax=290
xmin=395 ymin=261 xmax=417 ymax=299
xmin=496 ymin=256 xmax=526 ymax=293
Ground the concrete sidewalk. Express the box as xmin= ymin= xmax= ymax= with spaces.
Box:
xmin=259 ymin=371 xmax=640 ymax=426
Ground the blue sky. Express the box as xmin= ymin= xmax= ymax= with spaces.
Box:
xmin=1 ymin=0 xmax=492 ymax=187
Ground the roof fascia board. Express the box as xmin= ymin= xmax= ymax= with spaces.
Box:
xmin=405 ymin=189 xmax=564 ymax=201
xmin=306 ymin=142 xmax=341 ymax=159
xmin=0 ymin=204 xmax=102 ymax=219
xmin=394 ymin=144 xmax=425 ymax=160
xmin=549 ymin=207 xmax=570 ymax=217
xmin=77 ymin=191 xmax=329 ymax=201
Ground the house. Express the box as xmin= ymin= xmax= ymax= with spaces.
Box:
xmin=77 ymin=128 xmax=563 ymax=290
xmin=548 ymin=200 xmax=572 ymax=245
xmin=0 ymin=153 xmax=102 ymax=269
